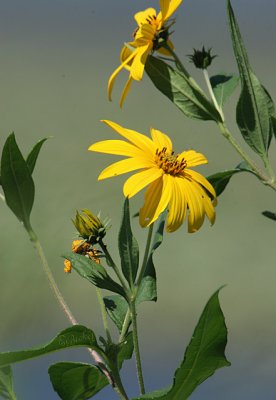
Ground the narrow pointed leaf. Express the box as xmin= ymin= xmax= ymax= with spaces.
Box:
xmin=145 ymin=56 xmax=222 ymax=122
xmin=262 ymin=211 xmax=276 ymax=221
xmin=103 ymin=295 xmax=129 ymax=332
xmin=1 ymin=134 xmax=34 ymax=230
xmin=227 ymin=0 xmax=272 ymax=156
xmin=49 ymin=363 xmax=108 ymax=400
xmin=136 ymin=212 xmax=166 ymax=304
xmin=63 ymin=253 xmax=126 ymax=299
xmin=0 ymin=326 xmax=104 ymax=368
xmin=210 ymin=74 xmax=239 ymax=107
xmin=133 ymin=288 xmax=230 ymax=400
xmin=26 ymin=138 xmax=48 ymax=174
xmin=0 ymin=366 xmax=17 ymax=400
xmin=118 ymin=198 xmax=139 ymax=286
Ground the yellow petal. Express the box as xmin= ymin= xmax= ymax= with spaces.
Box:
xmin=98 ymin=157 xmax=154 ymax=181
xmin=202 ymin=192 xmax=216 ymax=225
xmin=130 ymin=44 xmax=151 ymax=81
xmin=120 ymin=42 xmax=137 ymax=64
xmin=166 ymin=176 xmax=187 ymax=232
xmin=139 ymin=174 xmax=171 ymax=227
xmin=181 ymin=179 xmax=204 ymax=233
xmin=108 ymin=49 xmax=138 ymax=101
xmin=101 ymin=120 xmax=156 ymax=156
xmin=179 ymin=150 xmax=208 ymax=167
xmin=159 ymin=0 xmax=182 ymax=23
xmin=120 ymin=76 xmax=133 ymax=108
xmin=89 ymin=140 xmax=144 ymax=158
xmin=135 ymin=8 xmax=156 ymax=26
xmin=150 ymin=128 xmax=173 ymax=152
xmin=123 ymin=167 xmax=162 ymax=198
xmin=186 ymin=169 xmax=216 ymax=200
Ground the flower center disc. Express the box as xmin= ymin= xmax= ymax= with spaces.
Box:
xmin=155 ymin=147 xmax=187 ymax=176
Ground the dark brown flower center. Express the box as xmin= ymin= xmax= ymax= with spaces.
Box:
xmin=155 ymin=147 xmax=187 ymax=175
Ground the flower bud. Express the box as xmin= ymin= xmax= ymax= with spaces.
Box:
xmin=73 ymin=209 xmax=106 ymax=244
xmin=188 ymin=46 xmax=216 ymax=69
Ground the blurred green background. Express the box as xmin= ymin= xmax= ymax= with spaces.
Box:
xmin=0 ymin=0 xmax=276 ymax=398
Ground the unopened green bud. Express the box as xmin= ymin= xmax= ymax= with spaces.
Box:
xmin=73 ymin=209 xmax=106 ymax=244
xmin=188 ymin=46 xmax=217 ymax=69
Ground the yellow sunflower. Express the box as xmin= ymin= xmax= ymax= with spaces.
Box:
xmin=108 ymin=0 xmax=182 ymax=107
xmin=89 ymin=120 xmax=217 ymax=233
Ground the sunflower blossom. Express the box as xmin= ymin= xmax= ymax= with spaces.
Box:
xmin=89 ymin=120 xmax=217 ymax=233
xmin=108 ymin=0 xmax=182 ymax=107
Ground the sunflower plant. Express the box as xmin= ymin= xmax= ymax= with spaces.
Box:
xmin=0 ymin=0 xmax=275 ymax=399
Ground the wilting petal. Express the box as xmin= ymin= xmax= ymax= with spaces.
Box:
xmin=135 ymin=8 xmax=156 ymax=26
xmin=98 ymin=157 xmax=153 ymax=180
xmin=179 ymin=150 xmax=208 ymax=167
xmin=120 ymin=76 xmax=133 ymax=108
xmin=150 ymin=128 xmax=173 ymax=152
xmin=186 ymin=169 xmax=216 ymax=199
xmin=124 ymin=167 xmax=162 ymax=198
xmin=166 ymin=176 xmax=187 ymax=232
xmin=140 ymin=174 xmax=171 ymax=227
xmin=89 ymin=140 xmax=144 ymax=158
xmin=101 ymin=120 xmax=156 ymax=155
xmin=108 ymin=49 xmax=138 ymax=101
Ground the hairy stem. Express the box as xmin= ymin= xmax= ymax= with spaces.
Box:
xmin=96 ymin=287 xmax=112 ymax=343
xmin=129 ymin=299 xmax=145 ymax=395
xmin=28 ymin=228 xmax=114 ymax=385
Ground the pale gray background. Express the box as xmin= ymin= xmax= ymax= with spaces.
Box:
xmin=0 ymin=1 xmax=275 ymax=399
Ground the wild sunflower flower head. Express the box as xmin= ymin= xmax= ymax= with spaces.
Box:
xmin=108 ymin=0 xmax=182 ymax=107
xmin=89 ymin=120 xmax=217 ymax=233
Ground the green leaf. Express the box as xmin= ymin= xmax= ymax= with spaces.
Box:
xmin=262 ymin=211 xmax=276 ymax=221
xmin=133 ymin=288 xmax=230 ymax=400
xmin=103 ymin=295 xmax=129 ymax=332
xmin=136 ymin=213 xmax=166 ymax=304
xmin=63 ymin=253 xmax=126 ymax=299
xmin=1 ymin=134 xmax=34 ymax=230
xmin=105 ymin=332 xmax=133 ymax=369
xmin=118 ymin=198 xmax=139 ymax=286
xmin=0 ymin=326 xmax=104 ymax=368
xmin=48 ymin=332 xmax=133 ymax=400
xmin=26 ymin=138 xmax=48 ymax=174
xmin=49 ymin=363 xmax=108 ymax=400
xmin=207 ymin=161 xmax=258 ymax=196
xmin=227 ymin=0 xmax=272 ymax=156
xmin=145 ymin=56 xmax=222 ymax=122
xmin=0 ymin=366 xmax=16 ymax=400
xmin=210 ymin=74 xmax=239 ymax=107
xmin=262 ymin=86 xmax=276 ymax=141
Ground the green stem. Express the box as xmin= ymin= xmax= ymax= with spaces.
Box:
xmin=218 ymin=122 xmax=276 ymax=191
xmin=27 ymin=227 xmax=114 ymax=385
xmin=119 ymin=308 xmax=131 ymax=342
xmin=99 ymin=239 xmax=129 ymax=293
xmin=203 ymin=68 xmax=225 ymax=122
xmin=29 ymin=228 xmax=78 ymax=325
xmin=136 ymin=224 xmax=154 ymax=287
xmin=96 ymin=287 xmax=112 ymax=343
xmin=129 ymin=299 xmax=145 ymax=395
